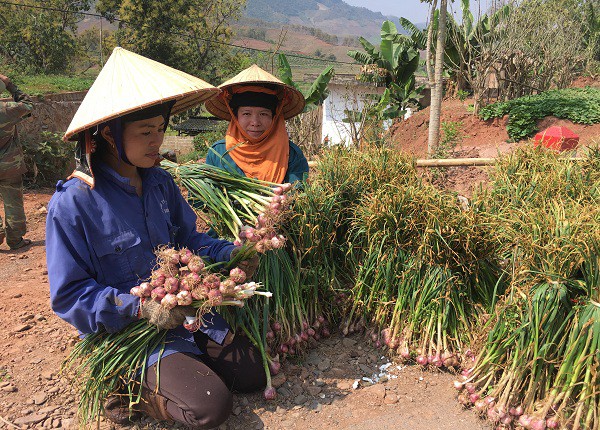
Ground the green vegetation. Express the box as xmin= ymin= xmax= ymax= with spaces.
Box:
xmin=244 ymin=0 xmax=387 ymax=29
xmin=0 ymin=367 xmax=10 ymax=382
xmin=277 ymin=54 xmax=333 ymax=111
xmin=478 ymin=87 xmax=600 ymax=141
xmin=347 ymin=20 xmax=423 ymax=118
xmin=2 ymin=0 xmax=249 ymax=84
xmin=284 ymin=144 xmax=600 ymax=429
xmin=277 ymin=53 xmax=333 ymax=156
xmin=456 ymin=89 xmax=469 ymax=102
xmin=427 ymin=121 xmax=464 ymax=183
xmin=0 ymin=72 xmax=96 ymax=97
xmin=0 ymin=0 xmax=91 ymax=74
xmin=178 ymin=122 xmax=229 ymax=163
xmin=236 ymin=27 xmax=270 ymax=42
xmin=94 ymin=0 xmax=246 ymax=82
xmin=22 ymin=132 xmax=76 ymax=187
xmin=435 ymin=121 xmax=463 ymax=159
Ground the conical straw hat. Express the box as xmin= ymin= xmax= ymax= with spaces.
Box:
xmin=64 ymin=47 xmax=220 ymax=141
xmin=205 ymin=64 xmax=305 ymax=121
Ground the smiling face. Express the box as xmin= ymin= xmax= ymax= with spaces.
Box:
xmin=121 ymin=115 xmax=166 ymax=168
xmin=236 ymin=106 xmax=273 ymax=139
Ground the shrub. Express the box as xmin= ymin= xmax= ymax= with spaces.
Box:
xmin=178 ymin=122 xmax=228 ymax=163
xmin=456 ymin=89 xmax=469 ymax=102
xmin=22 ymin=132 xmax=75 ymax=186
xmin=479 ymin=87 xmax=600 ymax=141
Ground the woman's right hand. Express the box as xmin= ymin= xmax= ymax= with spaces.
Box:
xmin=139 ymin=299 xmax=196 ymax=330
xmin=230 ymin=247 xmax=260 ymax=278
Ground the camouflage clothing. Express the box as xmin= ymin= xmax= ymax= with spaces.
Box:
xmin=0 ymin=82 xmax=32 ymax=180
xmin=0 ymin=176 xmax=26 ymax=247
xmin=0 ymin=82 xmax=32 ymax=246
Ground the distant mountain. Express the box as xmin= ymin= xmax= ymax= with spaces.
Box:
xmin=242 ymin=0 xmax=401 ymax=41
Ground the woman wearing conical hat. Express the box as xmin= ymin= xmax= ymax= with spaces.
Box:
xmin=46 ymin=48 xmax=264 ymax=428
xmin=205 ymin=64 xmax=309 ymax=184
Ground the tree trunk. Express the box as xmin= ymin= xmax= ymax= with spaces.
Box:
xmin=425 ymin=0 xmax=437 ymax=83
xmin=427 ymin=0 xmax=448 ymax=157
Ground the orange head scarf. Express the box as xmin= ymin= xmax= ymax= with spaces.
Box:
xmin=224 ymin=85 xmax=291 ymax=183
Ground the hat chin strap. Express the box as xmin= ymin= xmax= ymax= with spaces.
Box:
xmin=69 ymin=130 xmax=95 ymax=188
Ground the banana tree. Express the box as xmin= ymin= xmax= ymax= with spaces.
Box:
xmin=347 ymin=20 xmax=423 ymax=115
xmin=423 ymin=0 xmax=510 ymax=102
xmin=341 ymin=88 xmax=403 ymax=148
xmin=277 ymin=53 xmax=334 ymax=156
xmin=277 ymin=53 xmax=334 ymax=111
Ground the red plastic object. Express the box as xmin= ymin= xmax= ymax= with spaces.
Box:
xmin=534 ymin=126 xmax=579 ymax=151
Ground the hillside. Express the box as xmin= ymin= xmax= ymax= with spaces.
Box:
xmin=77 ymin=0 xmax=397 ymax=82
xmin=81 ymin=0 xmax=408 ymax=42
xmin=243 ymin=0 xmax=401 ymax=41
xmin=233 ymin=20 xmax=362 ymax=77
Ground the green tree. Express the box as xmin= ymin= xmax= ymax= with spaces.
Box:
xmin=426 ymin=0 xmax=509 ymax=96
xmin=347 ymin=20 xmax=423 ymax=115
xmin=95 ymin=0 xmax=246 ymax=82
xmin=0 ymin=0 xmax=91 ymax=73
xmin=580 ymin=0 xmax=600 ymax=65
xmin=476 ymin=0 xmax=592 ymax=104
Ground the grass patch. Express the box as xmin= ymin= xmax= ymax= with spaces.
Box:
xmin=0 ymin=72 xmax=97 ymax=97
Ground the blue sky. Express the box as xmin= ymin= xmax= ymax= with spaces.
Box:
xmin=342 ymin=0 xmax=493 ymax=24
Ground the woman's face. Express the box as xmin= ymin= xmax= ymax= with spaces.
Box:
xmin=236 ymin=106 xmax=273 ymax=139
xmin=121 ymin=115 xmax=166 ymax=168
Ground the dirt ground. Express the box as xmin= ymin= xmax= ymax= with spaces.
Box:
xmin=1 ymin=80 xmax=599 ymax=430
xmin=0 ymin=191 xmax=489 ymax=430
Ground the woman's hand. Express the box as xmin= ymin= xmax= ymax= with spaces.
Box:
xmin=139 ymin=299 xmax=196 ymax=330
xmin=230 ymin=247 xmax=259 ymax=278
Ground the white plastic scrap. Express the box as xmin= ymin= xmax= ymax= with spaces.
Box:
xmin=352 ymin=379 xmax=360 ymax=389
xmin=357 ymin=360 xmax=400 ymax=385
xmin=379 ymin=363 xmax=392 ymax=372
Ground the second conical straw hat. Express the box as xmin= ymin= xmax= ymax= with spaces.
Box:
xmin=205 ymin=64 xmax=305 ymax=121
xmin=64 ymin=47 xmax=220 ymax=141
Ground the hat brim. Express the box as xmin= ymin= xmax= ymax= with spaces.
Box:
xmin=64 ymin=90 xmax=219 ymax=141
xmin=64 ymin=47 xmax=220 ymax=141
xmin=205 ymin=64 xmax=305 ymax=121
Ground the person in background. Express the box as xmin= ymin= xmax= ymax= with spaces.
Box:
xmin=46 ymin=47 xmax=262 ymax=429
xmin=204 ymin=64 xmax=309 ymax=184
xmin=0 ymin=73 xmax=33 ymax=250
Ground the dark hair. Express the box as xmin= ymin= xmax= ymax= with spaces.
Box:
xmin=229 ymin=91 xmax=279 ymax=116
xmin=122 ymin=101 xmax=174 ymax=124
xmin=93 ymin=101 xmax=175 ymax=164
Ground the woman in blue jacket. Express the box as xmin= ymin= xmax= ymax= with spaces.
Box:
xmin=46 ymin=48 xmax=263 ymax=429
xmin=204 ymin=64 xmax=309 ymax=184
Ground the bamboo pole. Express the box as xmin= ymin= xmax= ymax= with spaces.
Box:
xmin=306 ymin=157 xmax=583 ymax=168
xmin=416 ymin=157 xmax=496 ymax=167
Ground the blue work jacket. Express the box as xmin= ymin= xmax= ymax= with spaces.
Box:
xmin=205 ymin=139 xmax=309 ymax=184
xmin=46 ymin=162 xmax=235 ymax=365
